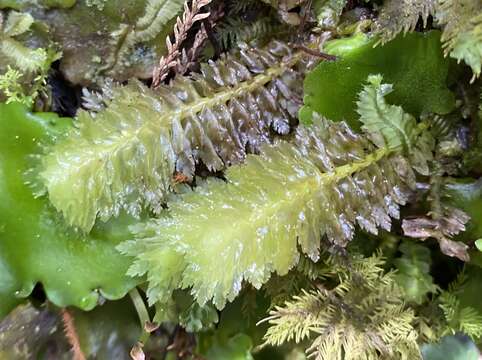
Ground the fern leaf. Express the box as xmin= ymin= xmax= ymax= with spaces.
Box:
xmin=374 ymin=0 xmax=436 ymax=44
xmin=40 ymin=41 xmax=313 ymax=231
xmin=357 ymin=74 xmax=434 ymax=175
xmin=120 ymin=112 xmax=417 ymax=308
xmin=216 ymin=17 xmax=283 ymax=49
xmin=437 ymin=0 xmax=482 ymax=79
xmin=357 ymin=74 xmax=418 ymax=152
xmin=261 ymin=254 xmax=422 ymax=360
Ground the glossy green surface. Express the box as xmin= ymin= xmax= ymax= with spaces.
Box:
xmin=300 ymin=31 xmax=455 ymax=128
xmin=0 ymin=103 xmax=138 ymax=318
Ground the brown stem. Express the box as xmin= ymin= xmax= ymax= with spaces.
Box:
xmin=61 ymin=308 xmax=86 ymax=360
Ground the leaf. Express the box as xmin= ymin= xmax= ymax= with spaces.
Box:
xmin=2 ymin=11 xmax=33 ymax=37
xmin=422 ymin=335 xmax=480 ymax=360
xmin=300 ymin=31 xmax=455 ymax=129
xmin=357 ymin=74 xmax=418 ymax=152
xmin=0 ymin=103 xmax=138 ymax=319
xmin=475 ymin=239 xmax=482 ymax=251
xmin=0 ymin=39 xmax=48 ymax=73
xmin=437 ymin=0 xmax=482 ymax=80
xmin=40 ymin=41 xmax=312 ymax=231
xmin=120 ymin=116 xmax=417 ymax=309
xmin=394 ymin=241 xmax=438 ymax=304
xmin=402 ymin=207 xmax=471 ymax=262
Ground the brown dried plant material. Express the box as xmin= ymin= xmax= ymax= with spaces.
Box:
xmin=130 ymin=341 xmax=146 ymax=360
xmin=152 ymin=0 xmax=213 ymax=87
xmin=61 ymin=308 xmax=86 ymax=360
xmin=402 ymin=206 xmax=471 ymax=262
xmin=176 ymin=3 xmax=224 ymax=75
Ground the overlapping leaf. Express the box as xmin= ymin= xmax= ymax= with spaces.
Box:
xmin=40 ymin=41 xmax=314 ymax=231
xmin=120 ymin=76 xmax=422 ymax=309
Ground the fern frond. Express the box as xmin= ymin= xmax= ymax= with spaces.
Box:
xmin=40 ymin=41 xmax=312 ymax=231
xmin=374 ymin=0 xmax=436 ymax=44
xmin=357 ymin=74 xmax=434 ymax=175
xmin=437 ymin=0 xmax=482 ymax=80
xmin=120 ymin=110 xmax=418 ymax=308
xmin=261 ymin=254 xmax=422 ymax=360
xmin=152 ymin=0 xmax=213 ymax=86
xmin=439 ymin=292 xmax=482 ymax=339
xmin=357 ymin=74 xmax=418 ymax=152
xmin=102 ymin=0 xmax=184 ymax=74
xmin=216 ymin=16 xmax=283 ymax=49
xmin=438 ymin=271 xmax=482 ymax=339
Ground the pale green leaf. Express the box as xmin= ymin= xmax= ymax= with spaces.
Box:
xmin=121 ymin=118 xmax=417 ymax=309
xmin=2 ymin=11 xmax=33 ymax=37
xmin=40 ymin=41 xmax=310 ymax=231
xmin=0 ymin=39 xmax=47 ymax=73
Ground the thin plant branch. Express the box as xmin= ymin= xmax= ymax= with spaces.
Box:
xmin=61 ymin=308 xmax=86 ymax=360
xmin=152 ymin=0 xmax=213 ymax=87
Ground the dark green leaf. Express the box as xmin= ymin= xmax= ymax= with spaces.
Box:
xmin=0 ymin=103 xmax=138 ymax=318
xmin=300 ymin=31 xmax=455 ymax=129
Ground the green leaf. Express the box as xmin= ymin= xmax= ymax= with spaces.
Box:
xmin=121 ymin=118 xmax=416 ymax=309
xmin=475 ymin=239 xmax=482 ymax=251
xmin=357 ymin=74 xmax=418 ymax=152
xmin=40 ymin=41 xmax=309 ymax=231
xmin=2 ymin=11 xmax=34 ymax=37
xmin=421 ymin=335 xmax=480 ymax=360
xmin=0 ymin=103 xmax=138 ymax=319
xmin=394 ymin=241 xmax=438 ymax=304
xmin=300 ymin=31 xmax=455 ymax=129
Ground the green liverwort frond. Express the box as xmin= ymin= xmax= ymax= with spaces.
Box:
xmin=261 ymin=254 xmax=422 ymax=360
xmin=437 ymin=0 xmax=482 ymax=80
xmin=120 ymin=112 xmax=418 ymax=308
xmin=374 ymin=0 xmax=436 ymax=44
xmin=40 ymin=41 xmax=313 ymax=231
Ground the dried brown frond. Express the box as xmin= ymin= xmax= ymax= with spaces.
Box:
xmin=60 ymin=308 xmax=86 ymax=360
xmin=176 ymin=3 xmax=224 ymax=75
xmin=152 ymin=0 xmax=213 ymax=87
